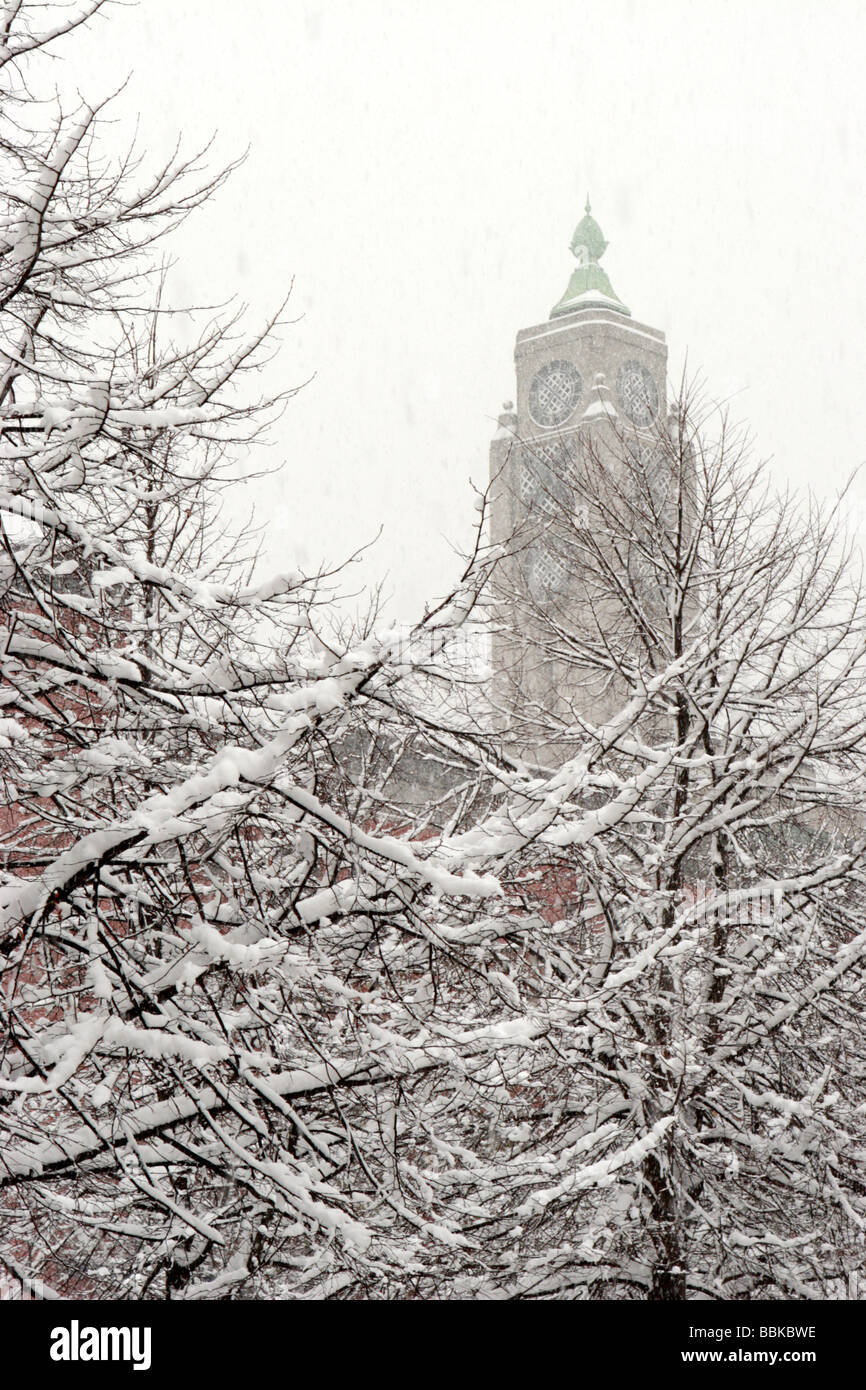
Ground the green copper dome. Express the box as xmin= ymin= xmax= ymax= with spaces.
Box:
xmin=550 ymin=197 xmax=631 ymax=320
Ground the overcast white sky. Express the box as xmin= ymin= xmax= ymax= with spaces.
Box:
xmin=68 ymin=0 xmax=866 ymax=620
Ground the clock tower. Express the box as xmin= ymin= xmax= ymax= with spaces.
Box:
xmin=489 ymin=201 xmax=669 ymax=758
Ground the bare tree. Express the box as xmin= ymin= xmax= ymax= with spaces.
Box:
xmin=0 ymin=1 xmax=515 ymax=1300
xmin=425 ymin=393 xmax=866 ymax=1299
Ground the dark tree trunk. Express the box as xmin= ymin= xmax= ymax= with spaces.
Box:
xmin=644 ymin=1150 xmax=686 ymax=1300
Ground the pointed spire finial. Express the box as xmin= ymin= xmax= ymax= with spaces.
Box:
xmin=550 ymin=199 xmax=631 ymax=320
xmin=569 ymin=202 xmax=608 ymax=264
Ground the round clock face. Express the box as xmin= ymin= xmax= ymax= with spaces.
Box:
xmin=617 ymin=361 xmax=659 ymax=428
xmin=528 ymin=359 xmax=583 ymax=429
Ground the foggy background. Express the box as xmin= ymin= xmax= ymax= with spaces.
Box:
xmin=65 ymin=0 xmax=866 ymax=621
